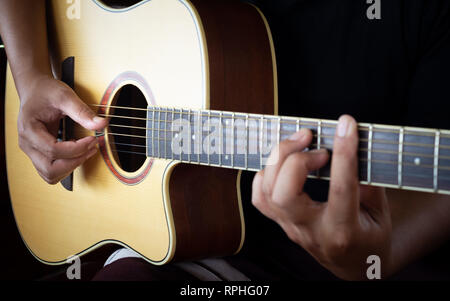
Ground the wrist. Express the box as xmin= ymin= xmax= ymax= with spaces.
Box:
xmin=15 ymin=70 xmax=53 ymax=103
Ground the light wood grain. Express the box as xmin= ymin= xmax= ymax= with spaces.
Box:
xmin=6 ymin=0 xmax=208 ymax=265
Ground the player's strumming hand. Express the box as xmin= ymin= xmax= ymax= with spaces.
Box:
xmin=17 ymin=75 xmax=108 ymax=184
xmin=252 ymin=115 xmax=392 ymax=280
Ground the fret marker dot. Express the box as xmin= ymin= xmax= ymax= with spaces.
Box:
xmin=225 ymin=155 xmax=229 ymax=160
xmin=414 ymin=158 xmax=421 ymax=166
xmin=192 ymin=134 xmax=195 ymax=140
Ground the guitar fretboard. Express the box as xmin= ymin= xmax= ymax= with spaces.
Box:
xmin=143 ymin=106 xmax=450 ymax=195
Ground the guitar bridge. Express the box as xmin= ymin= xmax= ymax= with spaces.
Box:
xmin=59 ymin=56 xmax=75 ymax=191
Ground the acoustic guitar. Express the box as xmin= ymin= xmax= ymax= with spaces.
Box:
xmin=4 ymin=0 xmax=450 ymax=266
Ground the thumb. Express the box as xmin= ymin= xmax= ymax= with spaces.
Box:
xmin=56 ymin=87 xmax=108 ymax=131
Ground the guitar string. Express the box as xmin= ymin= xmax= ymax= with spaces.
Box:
xmin=109 ymin=149 xmax=450 ymax=185
xmin=104 ymin=130 xmax=450 ymax=153
xmin=89 ymin=106 xmax=450 ymax=171
xmin=107 ymin=131 xmax=450 ymax=161
xmin=103 ymin=132 xmax=450 ymax=172
xmin=100 ymin=113 xmax=450 ymax=154
xmin=106 ymin=145 xmax=450 ymax=173
xmin=90 ymin=104 xmax=450 ymax=139
xmin=110 ymin=149 xmax=450 ymax=186
xmin=109 ymin=146 xmax=450 ymax=185
xmin=98 ymin=110 xmax=450 ymax=139
xmin=105 ymin=122 xmax=450 ymax=152
xmin=101 ymin=120 xmax=450 ymax=154
xmin=87 ymin=105 xmax=450 ymax=185
xmin=99 ymin=114 xmax=450 ymax=151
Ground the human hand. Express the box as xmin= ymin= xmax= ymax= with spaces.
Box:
xmin=17 ymin=75 xmax=108 ymax=184
xmin=252 ymin=115 xmax=392 ymax=280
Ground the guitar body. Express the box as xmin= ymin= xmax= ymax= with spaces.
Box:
xmin=5 ymin=0 xmax=277 ymax=265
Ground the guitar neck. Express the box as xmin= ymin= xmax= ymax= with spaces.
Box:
xmin=142 ymin=106 xmax=450 ymax=195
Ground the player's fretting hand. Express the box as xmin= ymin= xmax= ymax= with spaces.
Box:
xmin=252 ymin=115 xmax=392 ymax=280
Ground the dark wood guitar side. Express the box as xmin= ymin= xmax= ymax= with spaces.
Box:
xmin=169 ymin=0 xmax=276 ymax=261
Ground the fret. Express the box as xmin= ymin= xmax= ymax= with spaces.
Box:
xmin=164 ymin=108 xmax=169 ymax=159
xmin=223 ymin=114 xmax=233 ymax=167
xmin=246 ymin=114 xmax=260 ymax=170
xmin=259 ymin=116 xmax=264 ymax=170
xmin=296 ymin=118 xmax=300 ymax=133
xmin=171 ymin=108 xmax=179 ymax=161
xmin=160 ymin=107 xmax=164 ymax=158
xmin=188 ymin=109 xmax=192 ymax=163
xmin=208 ymin=110 xmax=211 ymax=165
xmin=177 ymin=108 xmax=184 ymax=162
xmin=163 ymin=108 xmax=168 ymax=159
xmin=314 ymin=121 xmax=335 ymax=179
xmin=317 ymin=120 xmax=322 ymax=150
xmin=154 ymin=107 xmax=158 ymax=158
xmin=219 ymin=112 xmax=223 ymax=167
xmin=245 ymin=114 xmax=249 ymax=170
xmin=260 ymin=116 xmax=278 ymax=167
xmin=152 ymin=107 xmax=155 ymax=158
xmin=164 ymin=108 xmax=172 ymax=160
xmin=317 ymin=120 xmax=322 ymax=178
xmin=231 ymin=113 xmax=235 ymax=168
xmin=367 ymin=124 xmax=373 ymax=184
xmin=370 ymin=128 xmax=399 ymax=185
xmin=398 ymin=128 xmax=404 ymax=187
xmin=277 ymin=117 xmax=281 ymax=146
xmin=356 ymin=127 xmax=367 ymax=182
xmin=434 ymin=131 xmax=440 ymax=192
xmin=402 ymin=129 xmax=435 ymax=189
xmin=439 ymin=135 xmax=450 ymax=192
xmin=171 ymin=108 xmax=175 ymax=160
xmin=232 ymin=113 xmax=246 ymax=169
xmin=179 ymin=109 xmax=189 ymax=162
xmin=198 ymin=112 xmax=208 ymax=164
xmin=279 ymin=117 xmax=297 ymax=142
xmin=159 ymin=108 xmax=163 ymax=159
xmin=197 ymin=110 xmax=202 ymax=162
xmin=207 ymin=112 xmax=220 ymax=166
xmin=146 ymin=107 xmax=152 ymax=157
xmin=300 ymin=119 xmax=319 ymax=132
xmin=156 ymin=107 xmax=161 ymax=158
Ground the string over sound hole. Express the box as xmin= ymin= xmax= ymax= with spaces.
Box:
xmin=108 ymin=84 xmax=147 ymax=173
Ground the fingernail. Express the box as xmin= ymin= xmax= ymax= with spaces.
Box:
xmin=289 ymin=129 xmax=307 ymax=141
xmin=337 ymin=115 xmax=351 ymax=138
xmin=310 ymin=149 xmax=328 ymax=155
xmin=93 ymin=116 xmax=105 ymax=123
xmin=289 ymin=131 xmax=303 ymax=141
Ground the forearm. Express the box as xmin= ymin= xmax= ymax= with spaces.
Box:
xmin=0 ymin=0 xmax=51 ymax=98
xmin=387 ymin=189 xmax=450 ymax=276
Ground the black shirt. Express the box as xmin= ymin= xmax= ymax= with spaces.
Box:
xmin=234 ymin=0 xmax=450 ymax=280
xmin=251 ymin=0 xmax=450 ymax=128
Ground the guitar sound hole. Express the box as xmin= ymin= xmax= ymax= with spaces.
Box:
xmin=108 ymin=84 xmax=147 ymax=173
xmin=98 ymin=0 xmax=142 ymax=9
